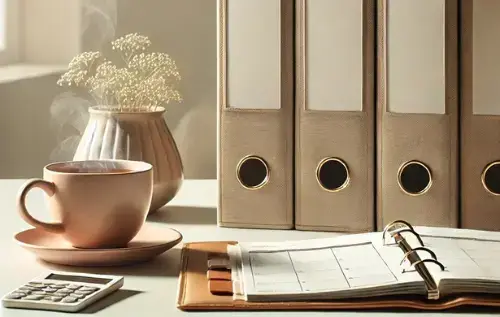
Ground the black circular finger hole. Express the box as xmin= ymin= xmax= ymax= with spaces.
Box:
xmin=316 ymin=158 xmax=350 ymax=192
xmin=398 ymin=161 xmax=432 ymax=196
xmin=482 ymin=162 xmax=500 ymax=195
xmin=236 ymin=156 xmax=269 ymax=190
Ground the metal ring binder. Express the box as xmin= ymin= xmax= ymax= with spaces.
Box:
xmin=481 ymin=161 xmax=500 ymax=196
xmin=387 ymin=220 xmax=444 ymax=300
xmin=382 ymin=219 xmax=415 ymax=243
xmin=236 ymin=155 xmax=270 ymax=190
xmin=315 ymin=157 xmax=350 ymax=192
xmin=400 ymin=247 xmax=437 ymax=266
xmin=391 ymin=228 xmax=424 ymax=247
xmin=397 ymin=160 xmax=433 ymax=196
xmin=402 ymin=259 xmax=445 ymax=273
xmin=383 ymin=227 xmax=424 ymax=247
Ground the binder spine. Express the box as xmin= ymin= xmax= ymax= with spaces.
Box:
xmin=382 ymin=220 xmax=445 ymax=300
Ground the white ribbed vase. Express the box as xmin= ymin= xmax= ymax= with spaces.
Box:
xmin=73 ymin=106 xmax=183 ymax=213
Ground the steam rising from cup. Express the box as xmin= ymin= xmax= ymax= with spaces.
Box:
xmin=49 ymin=0 xmax=117 ymax=163
xmin=54 ymin=160 xmax=122 ymax=173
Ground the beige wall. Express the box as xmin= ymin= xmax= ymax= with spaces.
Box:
xmin=0 ymin=0 xmax=216 ymax=179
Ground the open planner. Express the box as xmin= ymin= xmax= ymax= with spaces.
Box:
xmin=177 ymin=220 xmax=500 ymax=311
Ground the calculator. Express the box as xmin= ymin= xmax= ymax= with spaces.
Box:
xmin=2 ymin=271 xmax=124 ymax=312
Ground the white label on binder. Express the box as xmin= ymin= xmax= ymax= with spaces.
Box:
xmin=387 ymin=0 xmax=446 ymax=114
xmin=227 ymin=0 xmax=281 ymax=109
xmin=472 ymin=0 xmax=500 ymax=115
xmin=305 ymin=0 xmax=363 ymax=111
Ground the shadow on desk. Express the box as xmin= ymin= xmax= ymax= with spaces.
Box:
xmin=38 ymin=247 xmax=183 ymax=277
xmin=149 ymin=205 xmax=217 ymax=225
xmin=352 ymin=306 xmax=500 ymax=314
xmin=81 ymin=289 xmax=143 ymax=314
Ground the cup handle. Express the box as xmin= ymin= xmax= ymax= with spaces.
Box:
xmin=17 ymin=179 xmax=65 ymax=233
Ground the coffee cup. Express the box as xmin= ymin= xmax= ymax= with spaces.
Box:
xmin=17 ymin=159 xmax=153 ymax=249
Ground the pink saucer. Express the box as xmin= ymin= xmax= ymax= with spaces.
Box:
xmin=14 ymin=224 xmax=182 ymax=267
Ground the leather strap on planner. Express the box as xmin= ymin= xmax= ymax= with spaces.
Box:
xmin=176 ymin=241 xmax=500 ymax=311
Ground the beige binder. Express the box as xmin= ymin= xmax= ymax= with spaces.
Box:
xmin=295 ymin=0 xmax=375 ymax=232
xmin=461 ymin=0 xmax=500 ymax=230
xmin=217 ymin=0 xmax=294 ymax=229
xmin=376 ymin=0 xmax=459 ymax=230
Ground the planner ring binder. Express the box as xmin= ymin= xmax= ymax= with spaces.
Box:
xmin=382 ymin=219 xmax=415 ymax=243
xmin=403 ymin=259 xmax=445 ymax=273
xmin=481 ymin=161 xmax=500 ymax=196
xmin=315 ymin=157 xmax=350 ymax=192
xmin=400 ymin=247 xmax=437 ymax=265
xmin=397 ymin=160 xmax=433 ymax=196
xmin=236 ymin=155 xmax=270 ymax=190
xmin=384 ymin=220 xmax=445 ymax=300
xmin=390 ymin=228 xmax=424 ymax=247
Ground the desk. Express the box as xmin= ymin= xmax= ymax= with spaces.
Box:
xmin=0 ymin=179 xmax=495 ymax=316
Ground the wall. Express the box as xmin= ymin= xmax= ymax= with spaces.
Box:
xmin=0 ymin=0 xmax=217 ymax=179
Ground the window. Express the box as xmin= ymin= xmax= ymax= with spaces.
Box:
xmin=0 ymin=0 xmax=4 ymax=49
xmin=0 ymin=0 xmax=20 ymax=65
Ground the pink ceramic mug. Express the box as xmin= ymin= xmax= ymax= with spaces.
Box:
xmin=17 ymin=160 xmax=153 ymax=249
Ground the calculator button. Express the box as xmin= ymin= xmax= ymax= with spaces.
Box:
xmin=45 ymin=296 xmax=63 ymax=302
xmin=25 ymin=295 xmax=44 ymax=301
xmin=20 ymin=285 xmax=37 ymax=291
xmin=80 ymin=286 xmax=98 ymax=291
xmin=50 ymin=284 xmax=66 ymax=289
xmin=28 ymin=282 xmax=44 ymax=288
xmin=17 ymin=289 xmax=32 ymax=294
xmin=66 ymin=284 xmax=81 ymax=290
xmin=42 ymin=288 xmax=57 ymax=293
xmin=55 ymin=288 xmax=73 ymax=294
xmin=31 ymin=291 xmax=48 ymax=295
xmin=74 ymin=290 xmax=93 ymax=295
xmin=62 ymin=296 xmax=78 ymax=303
xmin=71 ymin=294 xmax=85 ymax=299
xmin=6 ymin=293 xmax=23 ymax=299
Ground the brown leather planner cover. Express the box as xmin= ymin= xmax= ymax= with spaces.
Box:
xmin=177 ymin=241 xmax=500 ymax=311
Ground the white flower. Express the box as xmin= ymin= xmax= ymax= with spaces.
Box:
xmin=57 ymin=33 xmax=182 ymax=112
xmin=111 ymin=33 xmax=151 ymax=55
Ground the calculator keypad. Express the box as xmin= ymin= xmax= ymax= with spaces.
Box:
xmin=6 ymin=282 xmax=99 ymax=303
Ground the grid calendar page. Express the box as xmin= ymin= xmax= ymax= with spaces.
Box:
xmin=419 ymin=236 xmax=500 ymax=281
xmin=238 ymin=234 xmax=425 ymax=299
xmin=384 ymin=226 xmax=500 ymax=282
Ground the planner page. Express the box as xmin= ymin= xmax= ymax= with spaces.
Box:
xmin=399 ymin=227 xmax=500 ymax=281
xmin=236 ymin=233 xmax=427 ymax=301
xmin=421 ymin=236 xmax=500 ymax=282
xmin=380 ymin=226 xmax=500 ymax=296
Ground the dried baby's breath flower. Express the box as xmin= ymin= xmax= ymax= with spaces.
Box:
xmin=57 ymin=33 xmax=182 ymax=112
xmin=57 ymin=52 xmax=102 ymax=87
xmin=129 ymin=52 xmax=181 ymax=80
xmin=111 ymin=33 xmax=151 ymax=57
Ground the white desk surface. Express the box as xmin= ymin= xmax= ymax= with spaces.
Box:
xmin=0 ymin=179 xmax=497 ymax=316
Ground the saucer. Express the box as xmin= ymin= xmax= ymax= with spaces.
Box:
xmin=14 ymin=224 xmax=182 ymax=267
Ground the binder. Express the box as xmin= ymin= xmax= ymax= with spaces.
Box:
xmin=461 ymin=0 xmax=500 ymax=230
xmin=294 ymin=0 xmax=375 ymax=232
xmin=177 ymin=227 xmax=500 ymax=311
xmin=217 ymin=0 xmax=294 ymax=229
xmin=376 ymin=0 xmax=459 ymax=230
